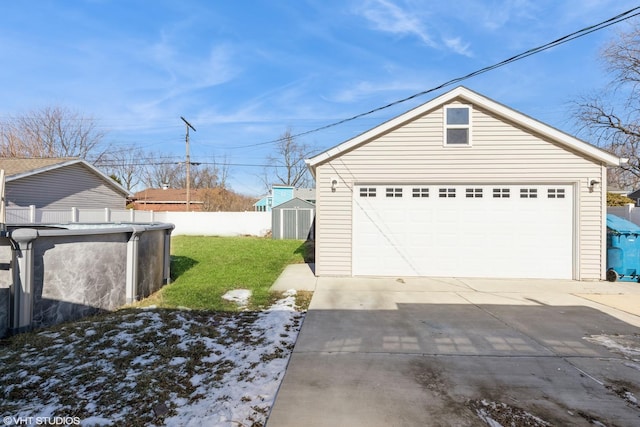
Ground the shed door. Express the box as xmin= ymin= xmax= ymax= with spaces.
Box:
xmin=352 ymin=184 xmax=573 ymax=279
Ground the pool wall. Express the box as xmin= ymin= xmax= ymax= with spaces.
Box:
xmin=0 ymin=223 xmax=173 ymax=337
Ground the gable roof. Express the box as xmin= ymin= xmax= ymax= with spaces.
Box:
xmin=293 ymin=187 xmax=316 ymax=201
xmin=253 ymin=195 xmax=271 ymax=207
xmin=0 ymin=157 xmax=131 ymax=197
xmin=306 ymin=86 xmax=623 ymax=174
xmin=627 ymin=188 xmax=640 ymax=199
xmin=0 ymin=157 xmax=78 ymax=176
xmin=273 ymin=197 xmax=316 ymax=210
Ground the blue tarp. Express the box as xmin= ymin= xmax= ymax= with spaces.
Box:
xmin=607 ymin=214 xmax=640 ymax=234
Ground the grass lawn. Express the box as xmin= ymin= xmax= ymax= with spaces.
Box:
xmin=138 ymin=236 xmax=308 ymax=311
xmin=0 ymin=236 xmax=311 ymax=426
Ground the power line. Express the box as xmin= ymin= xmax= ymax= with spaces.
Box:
xmin=228 ymin=5 xmax=640 ymax=150
xmin=75 ymin=6 xmax=640 ymax=167
xmin=94 ymin=160 xmax=274 ymax=168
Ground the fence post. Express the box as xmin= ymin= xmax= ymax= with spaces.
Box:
xmin=10 ymin=228 xmax=38 ymax=333
xmin=163 ymin=227 xmax=173 ymax=284
xmin=29 ymin=205 xmax=36 ymax=224
xmin=130 ymin=209 xmax=135 ymax=222
xmin=629 ymin=204 xmax=640 ymax=225
xmin=125 ymin=226 xmax=145 ymax=304
xmin=71 ymin=207 xmax=78 ymax=223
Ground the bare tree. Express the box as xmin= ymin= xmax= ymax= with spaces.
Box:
xmin=213 ymin=155 xmax=231 ymax=189
xmin=143 ymin=156 xmax=225 ymax=190
xmin=96 ymin=146 xmax=147 ymax=191
xmin=264 ymin=129 xmax=314 ymax=188
xmin=573 ymin=22 xmax=640 ymax=188
xmin=190 ymin=163 xmax=219 ymax=189
xmin=0 ymin=106 xmax=107 ymax=160
xmin=144 ymin=156 xmax=183 ymax=188
xmin=201 ymin=187 xmax=256 ymax=212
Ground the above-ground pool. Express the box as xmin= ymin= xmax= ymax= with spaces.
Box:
xmin=0 ymin=222 xmax=174 ymax=337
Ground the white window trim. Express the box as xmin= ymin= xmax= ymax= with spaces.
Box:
xmin=443 ymin=104 xmax=472 ymax=147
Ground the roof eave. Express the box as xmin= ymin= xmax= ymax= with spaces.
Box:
xmin=4 ymin=159 xmax=133 ymax=197
xmin=306 ymin=86 xmax=623 ymax=169
xmin=4 ymin=159 xmax=82 ymax=181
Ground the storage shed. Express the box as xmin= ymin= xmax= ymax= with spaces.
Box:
xmin=306 ymin=86 xmax=623 ymax=280
xmin=272 ymin=198 xmax=315 ymax=240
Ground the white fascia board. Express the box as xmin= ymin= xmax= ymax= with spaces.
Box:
xmin=458 ymin=89 xmax=622 ymax=167
xmin=306 ymin=86 xmax=623 ymax=169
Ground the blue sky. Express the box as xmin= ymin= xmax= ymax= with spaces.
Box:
xmin=1 ymin=0 xmax=639 ymax=195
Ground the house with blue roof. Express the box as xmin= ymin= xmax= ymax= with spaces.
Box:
xmin=253 ymin=185 xmax=315 ymax=212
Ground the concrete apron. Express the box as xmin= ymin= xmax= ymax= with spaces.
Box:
xmin=267 ymin=275 xmax=640 ymax=426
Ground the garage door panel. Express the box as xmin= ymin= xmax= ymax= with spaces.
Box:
xmin=353 ymin=184 xmax=573 ymax=279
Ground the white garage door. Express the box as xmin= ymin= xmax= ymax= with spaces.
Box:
xmin=352 ymin=184 xmax=574 ymax=279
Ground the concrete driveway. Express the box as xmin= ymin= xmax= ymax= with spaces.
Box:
xmin=267 ymin=267 xmax=640 ymax=426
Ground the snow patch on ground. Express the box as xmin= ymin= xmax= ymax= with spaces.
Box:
xmin=583 ymin=334 xmax=640 ymax=360
xmin=221 ymin=289 xmax=252 ymax=307
xmin=0 ymin=289 xmax=304 ymax=427
xmin=469 ymin=399 xmax=551 ymax=427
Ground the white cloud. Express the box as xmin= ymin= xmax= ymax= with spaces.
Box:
xmin=356 ymin=0 xmax=478 ymax=57
xmin=357 ymin=0 xmax=437 ymax=47
xmin=443 ymin=37 xmax=473 ymax=57
xmin=477 ymin=0 xmax=537 ymax=31
xmin=327 ymin=76 xmax=432 ymax=103
xmin=148 ymin=27 xmax=240 ymax=93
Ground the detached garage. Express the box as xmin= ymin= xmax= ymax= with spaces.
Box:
xmin=306 ymin=86 xmax=623 ymax=280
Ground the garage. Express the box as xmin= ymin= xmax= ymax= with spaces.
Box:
xmin=306 ymin=87 xmax=623 ymax=281
xmin=353 ymin=184 xmax=573 ymax=279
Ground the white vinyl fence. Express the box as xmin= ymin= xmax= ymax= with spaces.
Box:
xmin=5 ymin=206 xmax=272 ymax=237
xmin=608 ymin=204 xmax=640 ymax=225
xmin=158 ymin=211 xmax=271 ymax=236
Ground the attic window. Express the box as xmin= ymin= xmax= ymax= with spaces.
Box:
xmin=444 ymin=105 xmax=471 ymax=146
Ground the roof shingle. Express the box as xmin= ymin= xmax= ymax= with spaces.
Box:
xmin=0 ymin=157 xmax=79 ymax=176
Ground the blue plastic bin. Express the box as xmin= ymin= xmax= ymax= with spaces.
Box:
xmin=606 ymin=214 xmax=640 ymax=282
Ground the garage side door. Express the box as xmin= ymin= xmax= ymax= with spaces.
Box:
xmin=352 ymin=184 xmax=573 ymax=279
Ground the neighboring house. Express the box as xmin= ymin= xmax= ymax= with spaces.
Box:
xmin=253 ymin=185 xmax=316 ymax=212
xmin=0 ymin=157 xmax=130 ymax=209
xmin=272 ymin=185 xmax=294 ymax=207
xmin=294 ymin=187 xmax=316 ymax=204
xmin=131 ymin=188 xmax=206 ymax=211
xmin=131 ymin=187 xmax=256 ymax=212
xmin=254 ymin=196 xmax=271 ymax=212
xmin=272 ymin=197 xmax=315 ymax=240
xmin=305 ymin=86 xmax=623 ymax=281
xmin=625 ymin=188 xmax=640 ymax=206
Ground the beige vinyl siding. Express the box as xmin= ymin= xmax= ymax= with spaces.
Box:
xmin=315 ymin=101 xmax=606 ymax=280
xmin=314 ymin=170 xmax=352 ymax=276
xmin=6 ymin=163 xmax=126 ymax=209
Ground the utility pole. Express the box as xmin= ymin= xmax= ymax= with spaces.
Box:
xmin=180 ymin=116 xmax=196 ymax=212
